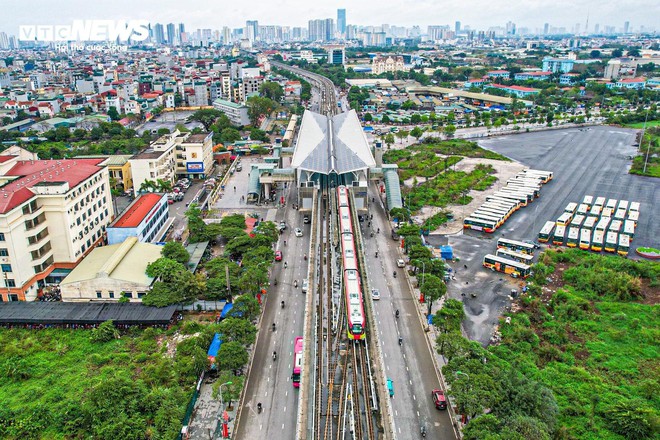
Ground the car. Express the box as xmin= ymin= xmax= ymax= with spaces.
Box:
xmin=301 ymin=279 xmax=308 ymax=293
xmin=278 ymin=221 xmax=287 ymax=231
xmin=275 ymin=250 xmax=283 ymax=261
xmin=175 ymin=193 xmax=184 ymax=202
xmin=295 ymin=228 xmax=303 ymax=237
xmin=303 ymin=215 xmax=310 ymax=224
xmin=371 ymin=288 xmax=380 ymax=300
xmin=432 ymin=389 xmax=447 ymax=410
xmin=387 ymin=378 xmax=394 ymax=397
xmin=396 ymin=259 xmax=406 ymax=268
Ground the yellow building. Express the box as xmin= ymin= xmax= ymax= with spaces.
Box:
xmin=102 ymin=155 xmax=133 ymax=193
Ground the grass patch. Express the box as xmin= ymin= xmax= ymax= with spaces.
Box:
xmin=630 ymin=156 xmax=660 ymax=178
xmin=623 ymin=120 xmax=660 ymax=129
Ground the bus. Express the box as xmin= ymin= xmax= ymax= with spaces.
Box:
xmin=507 ymin=178 xmax=542 ymax=189
xmin=566 ymin=227 xmax=580 ymax=248
xmin=487 ymin=196 xmax=523 ymax=210
xmin=556 ymin=212 xmax=574 ymax=226
xmin=617 ymin=234 xmax=630 ymax=257
xmin=483 ymin=254 xmax=531 ymax=278
xmin=608 ymin=219 xmax=622 ymax=234
xmin=471 ymin=212 xmax=504 ymax=227
xmin=576 ymin=204 xmax=590 ymax=216
xmin=564 ymin=202 xmax=578 ymax=214
xmin=596 ymin=217 xmax=610 ymax=232
xmin=482 ymin=203 xmax=515 ymax=216
xmin=627 ymin=210 xmax=639 ymax=226
xmin=499 ymin=189 xmax=534 ymax=203
xmin=622 ymin=220 xmax=635 ymax=239
xmin=579 ymin=228 xmax=592 ymax=250
xmin=538 ymin=221 xmax=555 ymax=243
xmin=497 ymin=238 xmax=535 ymax=255
xmin=464 ymin=217 xmax=497 ymax=233
xmin=504 ymin=183 xmax=540 ymax=198
xmin=490 ymin=193 xmax=528 ymax=207
xmin=583 ymin=216 xmax=598 ymax=230
xmin=614 ymin=208 xmax=627 ymax=221
xmin=606 ymin=198 xmax=618 ymax=211
xmin=629 ymin=201 xmax=640 ymax=213
xmin=474 ymin=209 xmax=508 ymax=222
xmin=292 ymin=336 xmax=303 ymax=388
xmin=618 ymin=200 xmax=629 ymax=212
xmin=522 ymin=169 xmax=554 ymax=183
xmin=570 ymin=215 xmax=585 ymax=228
xmin=605 ymin=231 xmax=618 ymax=253
xmin=601 ymin=207 xmax=614 ymax=218
xmin=590 ymin=204 xmax=602 ymax=216
xmin=496 ymin=248 xmax=534 ymax=264
xmin=552 ymin=225 xmax=566 ymax=245
xmin=582 ymin=195 xmax=593 ymax=207
xmin=591 ymin=231 xmax=605 ymax=252
xmin=593 ymin=196 xmax=606 ymax=214
xmin=483 ymin=200 xmax=518 ymax=212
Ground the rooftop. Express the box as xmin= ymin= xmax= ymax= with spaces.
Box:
xmin=112 ymin=193 xmax=164 ymax=228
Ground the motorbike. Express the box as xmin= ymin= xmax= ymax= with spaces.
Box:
xmin=395 ymin=309 xmax=399 ymax=319
xmin=375 ymin=251 xmax=378 ymax=258
xmin=393 ymin=271 xmax=397 ymax=278
xmin=399 ymin=337 xmax=403 ymax=346
xmin=421 ymin=425 xmax=427 ymax=437
xmin=304 ymin=254 xmax=307 ymax=261
xmin=281 ymin=300 xmax=285 ymax=308
xmin=294 ymin=280 xmax=298 ymax=288
xmin=273 ymin=351 xmax=277 ymax=361
xmin=272 ymin=323 xmax=276 ymax=332
xmin=257 ymin=402 xmax=262 ymax=413
xmin=274 ymin=279 xmax=278 ymax=286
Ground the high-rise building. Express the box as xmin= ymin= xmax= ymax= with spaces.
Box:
xmin=623 ymin=21 xmax=630 ymax=34
xmin=594 ymin=23 xmax=600 ymax=34
xmin=166 ymin=23 xmax=176 ymax=44
xmin=327 ymin=47 xmax=345 ymax=65
xmin=543 ymin=23 xmax=550 ymax=35
xmin=0 ymin=32 xmax=9 ymax=49
xmin=246 ymin=20 xmax=259 ymax=41
xmin=337 ymin=9 xmax=347 ymax=37
xmin=455 ymin=21 xmax=461 ymax=34
xmin=308 ymin=18 xmax=335 ymax=42
xmin=506 ymin=21 xmax=516 ymax=35
xmin=153 ymin=23 xmax=165 ymax=44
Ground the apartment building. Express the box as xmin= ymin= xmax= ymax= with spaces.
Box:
xmin=129 ymin=133 xmax=177 ymax=196
xmin=213 ymin=98 xmax=251 ymax=126
xmin=371 ymin=56 xmax=405 ymax=75
xmin=106 ymin=193 xmax=169 ymax=245
xmin=0 ymin=156 xmax=114 ymax=301
xmin=176 ymin=132 xmax=214 ymax=179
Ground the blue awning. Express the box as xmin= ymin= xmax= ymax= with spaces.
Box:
xmin=207 ymin=333 xmax=222 ymax=357
xmin=220 ymin=303 xmax=234 ymax=319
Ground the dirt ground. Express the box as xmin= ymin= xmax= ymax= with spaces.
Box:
xmin=404 ymin=157 xmax=526 ymax=235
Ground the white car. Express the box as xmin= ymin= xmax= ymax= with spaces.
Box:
xmin=295 ymin=228 xmax=303 ymax=237
xmin=397 ymin=259 xmax=406 ymax=268
xmin=371 ymin=288 xmax=380 ymax=300
xmin=301 ymin=279 xmax=309 ymax=293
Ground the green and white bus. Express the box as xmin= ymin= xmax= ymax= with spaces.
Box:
xmin=591 ymin=230 xmax=605 ymax=252
xmin=498 ymin=190 xmax=533 ymax=204
xmin=483 ymin=254 xmax=531 ymax=278
xmin=497 ymin=238 xmax=535 ymax=255
xmin=472 ymin=212 xmax=504 ymax=227
xmin=464 ymin=217 xmax=497 ymax=233
xmin=496 ymin=248 xmax=534 ymax=264
xmin=579 ymin=228 xmax=591 ymax=250
xmin=622 ymin=220 xmax=635 ymax=239
xmin=582 ymin=216 xmax=598 ymax=230
xmin=475 ymin=208 xmax=509 ymax=221
xmin=552 ymin=225 xmax=566 ymax=245
xmin=566 ymin=227 xmax=580 ymax=248
xmin=538 ymin=221 xmax=555 ymax=243
xmin=605 ymin=231 xmax=618 ymax=253
xmin=617 ymin=234 xmax=630 ymax=257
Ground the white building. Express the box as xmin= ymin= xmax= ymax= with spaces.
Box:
xmin=371 ymin=56 xmax=406 ymax=75
xmin=129 ymin=133 xmax=177 ymax=195
xmin=0 ymin=156 xmax=114 ymax=301
xmin=213 ymin=98 xmax=251 ymax=126
xmin=176 ymin=132 xmax=214 ymax=178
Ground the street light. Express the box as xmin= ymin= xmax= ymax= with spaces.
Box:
xmin=217 ymin=381 xmax=233 ymax=439
xmin=455 ymin=371 xmax=469 ymax=380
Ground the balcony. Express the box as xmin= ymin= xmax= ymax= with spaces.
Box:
xmin=31 ymin=246 xmax=53 ymax=266
xmin=24 ymin=213 xmax=46 ymax=231
xmin=27 ymin=228 xmax=49 ymax=249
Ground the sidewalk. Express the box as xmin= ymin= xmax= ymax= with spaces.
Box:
xmin=187 ymin=375 xmax=238 ymax=440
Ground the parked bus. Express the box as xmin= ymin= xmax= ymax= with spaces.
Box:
xmin=629 ymin=201 xmax=640 ymax=213
xmin=496 ymin=248 xmax=534 ymax=264
xmin=582 ymin=195 xmax=593 ymax=207
xmin=482 ymin=203 xmax=515 ymax=217
xmin=471 ymin=212 xmax=504 ymax=227
xmin=552 ymin=225 xmax=566 ymax=245
xmin=570 ymin=214 xmax=585 ymax=228
xmin=490 ymin=193 xmax=528 ymax=207
xmin=504 ymin=184 xmax=539 ymax=198
xmin=622 ymin=220 xmax=635 ymax=239
xmin=292 ymin=336 xmax=303 ymax=388
xmin=507 ymin=178 xmax=542 ymax=189
xmin=590 ymin=204 xmax=602 ymax=216
xmin=582 ymin=216 xmax=598 ymax=230
xmin=618 ymin=200 xmax=629 ymax=212
xmin=617 ymin=234 xmax=630 ymax=257
xmin=483 ymin=200 xmax=518 ymax=212
xmin=605 ymin=232 xmax=618 ymax=253
xmin=486 ymin=196 xmax=522 ymax=210
xmin=576 ymin=204 xmax=589 ymax=216
xmin=566 ymin=227 xmax=580 ymax=248
xmin=595 ymin=217 xmax=610 ymax=232
xmin=522 ymin=169 xmax=554 ymax=183
xmin=608 ymin=219 xmax=622 ymax=234
xmin=594 ymin=196 xmax=606 ymax=207
xmin=564 ymin=202 xmax=578 ymax=214
xmin=614 ymin=208 xmax=627 ymax=221
xmin=606 ymin=198 xmax=618 ymax=211
xmin=464 ymin=217 xmax=497 ymax=233
xmin=556 ymin=212 xmax=574 ymax=226
xmin=474 ymin=209 xmax=508 ymax=222
xmin=499 ymin=189 xmax=533 ymax=203
xmin=601 ymin=207 xmax=613 ymax=218
xmin=483 ymin=254 xmax=531 ymax=278
xmin=579 ymin=228 xmax=592 ymax=250
xmin=627 ymin=210 xmax=639 ymax=226
xmin=497 ymin=238 xmax=535 ymax=255
xmin=538 ymin=221 xmax=555 ymax=243
xmin=591 ymin=231 xmax=605 ymax=252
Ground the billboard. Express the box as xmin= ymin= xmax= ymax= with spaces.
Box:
xmin=187 ymin=162 xmax=204 ymax=173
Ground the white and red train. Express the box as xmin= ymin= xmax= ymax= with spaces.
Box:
xmin=337 ymin=186 xmax=366 ymax=340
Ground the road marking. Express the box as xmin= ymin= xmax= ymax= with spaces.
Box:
xmin=413 ymin=394 xmax=416 ymax=401
xmin=417 ymin=410 xmax=420 ymax=418
xmin=394 ymin=410 xmax=398 ymax=416
xmin=284 ymin=406 xmax=287 ymax=412
xmin=282 ymin=423 xmax=285 ymax=429
xmin=260 ymin=424 xmax=263 ymax=430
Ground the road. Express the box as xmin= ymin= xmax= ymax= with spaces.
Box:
xmin=362 ymin=189 xmax=458 ymax=439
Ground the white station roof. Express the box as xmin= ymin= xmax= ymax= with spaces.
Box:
xmin=291 ymin=109 xmax=376 ymax=175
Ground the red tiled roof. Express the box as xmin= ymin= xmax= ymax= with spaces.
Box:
xmin=0 ymin=159 xmax=105 ymax=214
xmin=0 ymin=155 xmax=17 ymax=163
xmin=112 ymin=193 xmax=164 ymax=228
xmin=491 ymin=84 xmax=539 ymax=92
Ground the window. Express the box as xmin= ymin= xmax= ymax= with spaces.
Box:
xmin=137 ymin=292 xmax=146 ymax=299
xmin=108 ymin=291 xmax=115 ymax=298
xmin=123 ymin=291 xmax=133 ymax=298
xmin=1 ymin=264 xmax=12 ymax=272
xmin=0 ymin=249 xmax=7 ymax=257
xmin=96 ymin=291 xmax=102 ymax=299
xmin=5 ymin=279 xmax=15 ymax=288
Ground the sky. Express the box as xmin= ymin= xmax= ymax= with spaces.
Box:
xmin=1 ymin=0 xmax=658 ymax=35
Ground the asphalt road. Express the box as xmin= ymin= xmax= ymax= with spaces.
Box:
xmin=363 ymin=190 xmax=457 ymax=439
xmin=446 ymin=126 xmax=659 ymax=346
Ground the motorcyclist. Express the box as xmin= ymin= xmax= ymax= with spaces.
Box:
xmin=284 ymin=261 xmax=288 ymax=268
xmin=273 ymin=351 xmax=277 ymax=360
xmin=257 ymin=402 xmax=262 ymax=413
xmin=396 ymin=309 xmax=399 ymax=319
xmin=375 ymin=251 xmax=378 ymax=258
xmin=272 ymin=323 xmax=276 ymax=331
xmin=399 ymin=336 xmax=403 ymax=346
xmin=294 ymin=279 xmax=298 ymax=288
xmin=281 ymin=300 xmax=285 ymax=308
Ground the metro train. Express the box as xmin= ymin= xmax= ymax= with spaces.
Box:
xmin=337 ymin=186 xmax=366 ymax=340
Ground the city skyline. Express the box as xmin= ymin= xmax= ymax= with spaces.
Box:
xmin=0 ymin=0 xmax=656 ymax=36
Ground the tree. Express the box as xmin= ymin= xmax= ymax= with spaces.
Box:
xmin=381 ymin=114 xmax=391 ymax=124
xmin=395 ymin=130 xmax=409 ymax=144
xmin=216 ymin=341 xmax=249 ymax=372
xmin=249 ymin=128 xmax=269 ymax=142
xmin=419 ymin=273 xmax=447 ymax=314
xmin=220 ymin=127 xmax=241 ymax=144
xmin=157 ymin=128 xmax=171 ymax=136
xmin=206 ymin=277 xmax=232 ymax=302
xmin=107 ymin=107 xmax=120 ymax=121
xmin=590 ymin=50 xmax=602 ymax=58
xmin=238 ymin=264 xmax=269 ymax=295
xmin=146 ymin=257 xmax=187 ymax=283
xmin=604 ymin=399 xmax=657 ymax=440
xmin=55 ymin=126 xmax=71 ymax=142
xmin=432 ymin=299 xmax=465 ymax=333
xmin=246 ymin=96 xmax=277 ymax=126
xmin=185 ymin=203 xmax=209 ymax=243
xmin=612 ymin=48 xmax=624 ymax=58
xmin=463 ymin=414 xmax=502 ymax=440
xmin=212 ymin=371 xmax=244 ymax=408
xmin=188 ymin=109 xmax=223 ymax=131
xmin=259 ymin=82 xmax=284 ymax=102
xmin=410 ymin=113 xmax=422 ymax=124
xmin=90 ymin=320 xmax=119 ymax=342
xmin=384 ymin=133 xmax=395 ymax=149
xmin=410 ymin=126 xmax=424 ymax=141
xmin=217 ymin=317 xmax=257 ymax=345
xmin=444 ymin=124 xmax=457 ymax=138
xmin=363 ymin=112 xmax=373 ymax=122
xmin=161 ymin=242 xmax=190 ymax=265
xmin=628 ymin=47 xmax=641 ymax=57
xmin=229 ymin=295 xmax=260 ymax=321
xmin=253 ymin=221 xmax=278 ymax=243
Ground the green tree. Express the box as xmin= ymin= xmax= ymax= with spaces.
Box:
xmin=217 ymin=317 xmax=257 ymax=345
xmin=55 ymin=126 xmax=71 ymax=142
xmin=410 ymin=126 xmax=424 ymax=140
xmin=188 ymin=109 xmax=223 ymax=130
xmin=253 ymin=220 xmax=278 ymax=243
xmin=612 ymin=48 xmax=624 ymax=58
xmin=185 ymin=203 xmax=208 ymax=243
xmin=107 ymin=107 xmax=120 ymax=121
xmin=432 ymin=299 xmax=465 ymax=333
xmin=220 ymin=213 xmax=247 ymax=229
xmin=381 ymin=114 xmax=391 ymax=123
xmin=216 ymin=341 xmax=249 ymax=372
xmin=212 ymin=370 xmax=244 ymax=408
xmin=206 ymin=276 xmax=233 ymax=302
xmin=419 ymin=273 xmax=447 ymax=314
xmin=444 ymin=124 xmax=457 ymax=138
xmin=161 ymin=242 xmax=190 ymax=265
xmin=259 ymin=82 xmax=284 ymax=102
xmin=249 ymin=128 xmax=269 ymax=142
xmin=220 ymin=127 xmax=241 ymax=144
xmin=363 ymin=112 xmax=373 ymax=122
xmin=90 ymin=320 xmax=119 ymax=342
xmin=229 ymin=295 xmax=260 ymax=321
xmin=384 ymin=133 xmax=395 ymax=148
xmin=246 ymin=96 xmax=277 ymax=126
xmin=410 ymin=113 xmax=422 ymax=124
xmin=604 ymin=400 xmax=657 ymax=440
xmin=238 ymin=264 xmax=269 ymax=295
xmin=157 ymin=127 xmax=171 ymax=136
xmin=463 ymin=414 xmax=502 ymax=440
xmin=395 ymin=129 xmax=409 ymax=144
xmin=146 ymin=257 xmax=187 ymax=283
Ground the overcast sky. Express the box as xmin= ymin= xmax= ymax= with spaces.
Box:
xmin=1 ymin=0 xmax=657 ymax=35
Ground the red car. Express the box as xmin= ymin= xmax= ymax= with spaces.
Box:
xmin=432 ymin=389 xmax=447 ymax=410
xmin=275 ymin=250 xmax=283 ymax=261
